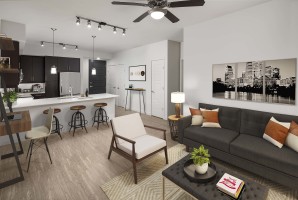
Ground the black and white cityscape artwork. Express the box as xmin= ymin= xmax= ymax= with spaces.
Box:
xmin=213 ymin=58 xmax=296 ymax=105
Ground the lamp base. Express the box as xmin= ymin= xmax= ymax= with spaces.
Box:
xmin=175 ymin=103 xmax=181 ymax=118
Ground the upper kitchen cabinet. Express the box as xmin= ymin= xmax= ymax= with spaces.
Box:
xmin=57 ymin=57 xmax=80 ymax=72
xmin=0 ymin=41 xmax=20 ymax=88
xmin=20 ymin=55 xmax=45 ymax=83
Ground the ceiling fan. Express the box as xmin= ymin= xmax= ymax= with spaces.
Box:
xmin=111 ymin=0 xmax=205 ymax=23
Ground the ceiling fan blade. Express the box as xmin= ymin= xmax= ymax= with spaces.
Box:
xmin=168 ymin=0 xmax=205 ymax=8
xmin=112 ymin=1 xmax=148 ymax=7
xmin=164 ymin=10 xmax=179 ymax=23
xmin=133 ymin=11 xmax=149 ymax=23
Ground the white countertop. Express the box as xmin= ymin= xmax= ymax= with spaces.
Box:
xmin=11 ymin=93 xmax=118 ymax=109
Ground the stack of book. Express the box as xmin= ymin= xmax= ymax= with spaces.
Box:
xmin=216 ymin=173 xmax=245 ymax=199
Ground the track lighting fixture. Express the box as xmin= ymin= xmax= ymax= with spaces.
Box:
xmin=40 ymin=41 xmax=78 ymax=50
xmin=76 ymin=16 xmax=126 ymax=36
xmin=76 ymin=17 xmax=80 ymax=26
xmin=87 ymin=20 xmax=92 ymax=28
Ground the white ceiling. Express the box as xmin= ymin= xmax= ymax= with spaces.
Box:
xmin=0 ymin=0 xmax=270 ymax=54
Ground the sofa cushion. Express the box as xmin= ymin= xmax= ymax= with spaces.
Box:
xmin=240 ymin=109 xmax=298 ymax=138
xmin=230 ymin=134 xmax=298 ymax=177
xmin=199 ymin=103 xmax=241 ymax=132
xmin=184 ymin=126 xmax=239 ymax=153
xmin=118 ymin=135 xmax=166 ymax=159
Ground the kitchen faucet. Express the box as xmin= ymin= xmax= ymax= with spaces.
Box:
xmin=69 ymin=85 xmax=73 ymax=97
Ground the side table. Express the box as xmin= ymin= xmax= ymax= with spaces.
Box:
xmin=168 ymin=115 xmax=183 ymax=141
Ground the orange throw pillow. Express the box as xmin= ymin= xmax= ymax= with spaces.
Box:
xmin=189 ymin=108 xmax=201 ymax=116
xmin=263 ymin=117 xmax=290 ymax=148
xmin=200 ymin=108 xmax=221 ymax=128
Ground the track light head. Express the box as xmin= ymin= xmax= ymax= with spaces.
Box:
xmin=75 ymin=46 xmax=78 ymax=50
xmin=76 ymin=17 xmax=80 ymax=26
xmin=122 ymin=29 xmax=126 ymax=36
xmin=87 ymin=20 xmax=92 ymax=28
xmin=113 ymin=27 xmax=117 ymax=34
xmin=98 ymin=23 xmax=102 ymax=31
xmin=62 ymin=44 xmax=66 ymax=50
xmin=41 ymin=41 xmax=44 ymax=47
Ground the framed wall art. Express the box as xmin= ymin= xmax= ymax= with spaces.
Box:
xmin=213 ymin=58 xmax=296 ymax=105
xmin=129 ymin=65 xmax=146 ymax=81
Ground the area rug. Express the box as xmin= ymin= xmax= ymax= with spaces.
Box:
xmin=101 ymin=144 xmax=298 ymax=200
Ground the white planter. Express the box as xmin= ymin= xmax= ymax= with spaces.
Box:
xmin=195 ymin=163 xmax=208 ymax=174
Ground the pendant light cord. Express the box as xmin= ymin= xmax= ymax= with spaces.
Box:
xmin=51 ymin=28 xmax=57 ymax=57
xmin=92 ymin=35 xmax=96 ymax=61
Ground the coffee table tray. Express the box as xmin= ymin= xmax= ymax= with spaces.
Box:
xmin=183 ymin=160 xmax=217 ymax=183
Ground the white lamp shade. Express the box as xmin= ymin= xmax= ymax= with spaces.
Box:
xmin=91 ymin=68 xmax=96 ymax=75
xmin=50 ymin=66 xmax=57 ymax=74
xmin=171 ymin=92 xmax=185 ymax=103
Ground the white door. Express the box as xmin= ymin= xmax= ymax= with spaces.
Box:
xmin=151 ymin=60 xmax=165 ymax=118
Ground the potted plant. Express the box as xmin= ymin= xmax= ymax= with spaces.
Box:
xmin=190 ymin=145 xmax=211 ymax=174
xmin=2 ymin=90 xmax=18 ymax=107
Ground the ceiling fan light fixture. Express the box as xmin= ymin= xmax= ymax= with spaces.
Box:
xmin=150 ymin=8 xmax=166 ymax=20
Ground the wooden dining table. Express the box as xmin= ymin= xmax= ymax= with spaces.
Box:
xmin=0 ymin=110 xmax=31 ymax=136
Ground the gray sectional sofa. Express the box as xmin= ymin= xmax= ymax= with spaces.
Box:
xmin=178 ymin=103 xmax=298 ymax=189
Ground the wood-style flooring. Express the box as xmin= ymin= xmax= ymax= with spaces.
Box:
xmin=0 ymin=107 xmax=177 ymax=200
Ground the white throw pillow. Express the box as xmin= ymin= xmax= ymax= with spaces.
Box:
xmin=191 ymin=115 xmax=203 ymax=126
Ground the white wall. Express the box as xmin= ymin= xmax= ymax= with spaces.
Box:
xmin=107 ymin=40 xmax=168 ymax=118
xmin=22 ymin=41 xmax=112 ymax=93
xmin=183 ymin=0 xmax=298 ymax=115
xmin=1 ymin=19 xmax=26 ymax=51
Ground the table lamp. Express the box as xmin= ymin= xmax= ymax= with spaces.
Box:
xmin=171 ymin=92 xmax=185 ymax=118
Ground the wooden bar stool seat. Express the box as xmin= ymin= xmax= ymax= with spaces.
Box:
xmin=69 ymin=105 xmax=88 ymax=136
xmin=43 ymin=108 xmax=63 ymax=140
xmin=70 ymin=105 xmax=86 ymax=111
xmin=92 ymin=102 xmax=109 ymax=130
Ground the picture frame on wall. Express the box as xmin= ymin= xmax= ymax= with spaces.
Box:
xmin=212 ymin=58 xmax=296 ymax=105
xmin=0 ymin=57 xmax=10 ymax=69
xmin=129 ymin=65 xmax=146 ymax=81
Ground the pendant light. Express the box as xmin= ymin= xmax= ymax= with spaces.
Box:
xmin=50 ymin=28 xmax=57 ymax=74
xmin=91 ymin=36 xmax=96 ymax=75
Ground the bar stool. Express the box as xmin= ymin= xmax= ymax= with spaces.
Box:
xmin=69 ymin=105 xmax=88 ymax=136
xmin=43 ymin=108 xmax=63 ymax=140
xmin=92 ymin=103 xmax=109 ymax=130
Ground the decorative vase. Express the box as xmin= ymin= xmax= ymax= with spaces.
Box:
xmin=195 ymin=163 xmax=208 ymax=174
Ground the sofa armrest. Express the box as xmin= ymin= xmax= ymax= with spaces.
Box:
xmin=178 ymin=115 xmax=192 ymax=143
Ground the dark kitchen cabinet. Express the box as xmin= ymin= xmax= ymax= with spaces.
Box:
xmin=1 ymin=41 xmax=19 ymax=88
xmin=45 ymin=56 xmax=59 ymax=98
xmin=89 ymin=60 xmax=106 ymax=94
xmin=20 ymin=55 xmax=45 ymax=83
xmin=57 ymin=57 xmax=80 ymax=72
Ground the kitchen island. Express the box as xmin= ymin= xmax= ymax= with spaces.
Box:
xmin=1 ymin=93 xmax=118 ymax=146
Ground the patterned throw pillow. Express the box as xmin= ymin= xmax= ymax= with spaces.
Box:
xmin=189 ymin=107 xmax=203 ymax=126
xmin=200 ymin=108 xmax=221 ymax=128
xmin=285 ymin=121 xmax=298 ymax=152
xmin=263 ymin=117 xmax=290 ymax=148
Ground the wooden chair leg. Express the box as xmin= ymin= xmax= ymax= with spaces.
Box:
xmin=164 ymin=147 xmax=168 ymax=164
xmin=132 ymin=158 xmax=137 ymax=184
xmin=44 ymin=138 xmax=52 ymax=164
xmin=108 ymin=137 xmax=115 ymax=159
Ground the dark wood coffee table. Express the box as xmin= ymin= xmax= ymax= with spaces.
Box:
xmin=162 ymin=155 xmax=268 ymax=200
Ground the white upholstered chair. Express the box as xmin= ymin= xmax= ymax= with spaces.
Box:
xmin=108 ymin=113 xmax=168 ymax=184
xmin=25 ymin=107 xmax=54 ymax=172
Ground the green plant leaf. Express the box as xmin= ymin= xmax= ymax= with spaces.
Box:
xmin=190 ymin=145 xmax=211 ymax=165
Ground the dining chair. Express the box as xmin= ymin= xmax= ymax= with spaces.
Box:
xmin=25 ymin=107 xmax=54 ymax=172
